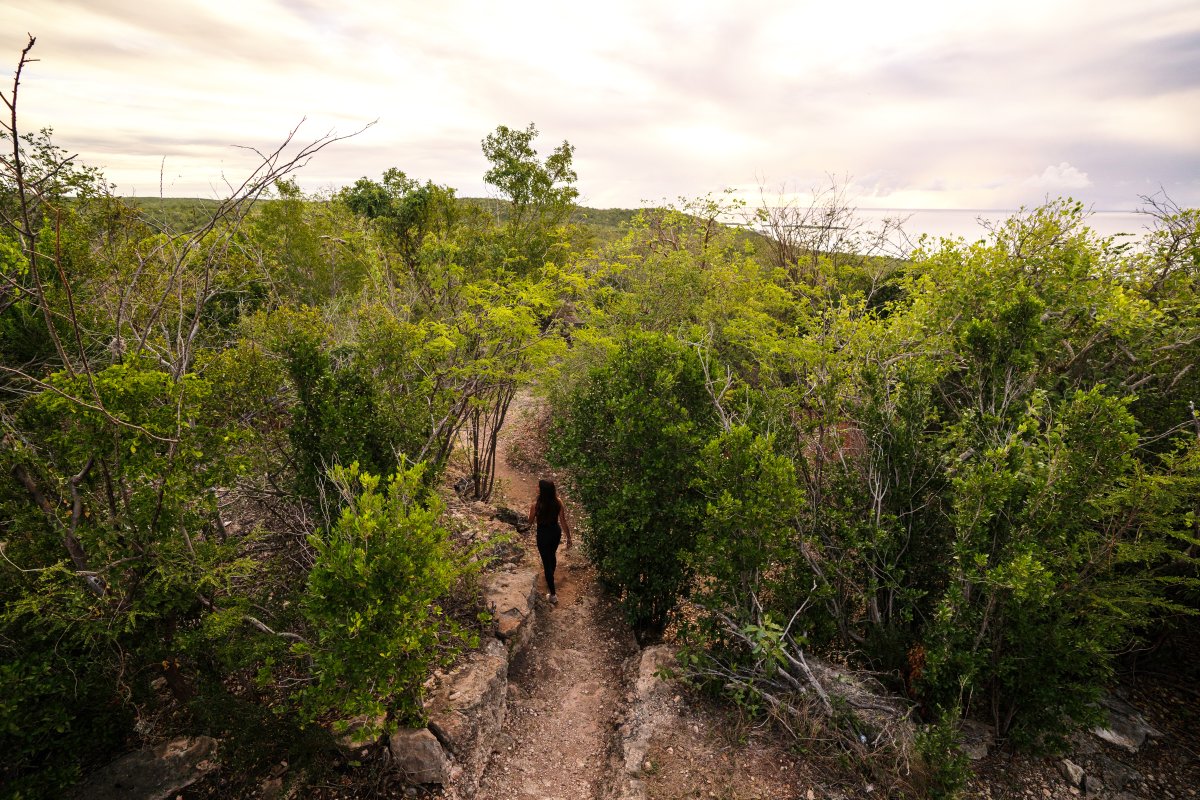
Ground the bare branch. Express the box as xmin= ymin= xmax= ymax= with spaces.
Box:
xmin=243 ymin=615 xmax=309 ymax=645
xmin=12 ymin=459 xmax=106 ymax=597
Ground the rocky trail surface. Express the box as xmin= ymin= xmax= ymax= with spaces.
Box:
xmin=475 ymin=551 xmax=634 ymax=800
xmin=474 ymin=397 xmax=637 ymax=800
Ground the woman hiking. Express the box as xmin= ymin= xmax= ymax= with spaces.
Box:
xmin=527 ymin=478 xmax=572 ymax=604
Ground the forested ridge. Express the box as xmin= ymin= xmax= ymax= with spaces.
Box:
xmin=2 ymin=37 xmax=1198 ymax=799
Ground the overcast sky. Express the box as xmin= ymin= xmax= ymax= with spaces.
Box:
xmin=2 ymin=0 xmax=1198 ymax=211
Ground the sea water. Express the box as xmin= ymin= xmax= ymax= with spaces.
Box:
xmin=858 ymin=209 xmax=1151 ymax=244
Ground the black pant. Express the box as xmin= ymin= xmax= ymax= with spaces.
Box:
xmin=536 ymin=523 xmax=562 ymax=595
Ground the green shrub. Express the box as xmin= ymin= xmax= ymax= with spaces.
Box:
xmin=0 ymin=360 xmax=253 ymax=798
xmin=690 ymin=425 xmax=804 ymax=621
xmin=293 ymin=461 xmax=473 ymax=729
xmin=550 ymin=331 xmax=718 ymax=641
xmin=913 ymin=714 xmax=971 ymax=800
xmin=280 ymin=331 xmax=398 ymax=499
xmin=0 ymin=568 xmax=132 ymax=799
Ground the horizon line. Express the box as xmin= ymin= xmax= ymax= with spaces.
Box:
xmin=120 ymin=195 xmax=1147 ymax=215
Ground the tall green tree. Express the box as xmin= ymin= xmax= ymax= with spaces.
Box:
xmin=339 ymin=168 xmax=459 ymax=275
xmin=481 ymin=122 xmax=578 ymax=273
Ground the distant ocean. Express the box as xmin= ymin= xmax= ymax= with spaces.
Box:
xmin=857 ymin=209 xmax=1150 ymax=244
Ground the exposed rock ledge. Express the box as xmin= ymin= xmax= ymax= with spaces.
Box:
xmin=387 ymin=565 xmax=539 ymax=798
xmin=423 ymin=637 xmax=509 ymax=796
xmin=483 ymin=566 xmax=539 ymax=654
xmin=1091 ymin=694 xmax=1164 ymax=754
xmin=605 ymin=644 xmax=680 ymax=800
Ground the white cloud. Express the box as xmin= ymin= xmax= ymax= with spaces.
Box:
xmin=1025 ymin=162 xmax=1093 ymax=191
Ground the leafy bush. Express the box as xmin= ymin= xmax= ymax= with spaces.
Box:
xmin=0 ymin=360 xmax=253 ymax=797
xmin=0 ymin=567 xmax=133 ymax=798
xmin=293 ymin=461 xmax=473 ymax=729
xmin=845 ymin=204 xmax=1200 ymax=744
xmin=550 ymin=331 xmax=718 ymax=641
xmin=690 ymin=425 xmax=804 ymax=621
xmin=913 ymin=715 xmax=971 ymax=800
xmin=283 ymin=340 xmax=395 ymax=498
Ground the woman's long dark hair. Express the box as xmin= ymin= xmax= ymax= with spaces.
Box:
xmin=535 ymin=479 xmax=559 ymax=526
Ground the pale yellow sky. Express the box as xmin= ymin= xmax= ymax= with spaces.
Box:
xmin=2 ymin=0 xmax=1198 ymax=209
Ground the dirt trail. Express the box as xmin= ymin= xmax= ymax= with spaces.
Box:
xmin=475 ymin=395 xmax=636 ymax=800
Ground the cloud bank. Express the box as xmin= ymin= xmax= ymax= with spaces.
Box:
xmin=2 ymin=0 xmax=1197 ymax=210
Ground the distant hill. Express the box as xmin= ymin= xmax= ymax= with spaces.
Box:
xmin=571 ymin=205 xmax=643 ymax=243
xmin=119 ymin=197 xmax=762 ymax=252
xmin=123 ymin=197 xmax=223 ymax=232
xmin=458 ymin=198 xmax=766 ymax=250
xmin=122 ymin=195 xmax=647 ymax=243
xmin=457 ymin=197 xmax=643 ymax=244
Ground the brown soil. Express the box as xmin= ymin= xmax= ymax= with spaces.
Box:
xmin=641 ymin=703 xmax=815 ymax=800
xmin=475 ymin=554 xmax=634 ymax=800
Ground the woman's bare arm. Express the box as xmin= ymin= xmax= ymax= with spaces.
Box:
xmin=528 ymin=497 xmax=538 ymax=525
xmin=559 ymin=501 xmax=572 ymax=547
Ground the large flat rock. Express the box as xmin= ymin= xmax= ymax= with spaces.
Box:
xmin=389 ymin=727 xmax=450 ymax=785
xmin=1092 ymin=695 xmax=1164 ymax=754
xmin=482 ymin=567 xmax=538 ymax=657
xmin=73 ymin=736 xmax=218 ymax=800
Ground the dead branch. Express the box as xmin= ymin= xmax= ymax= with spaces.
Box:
xmin=2 ymin=35 xmax=73 ymax=370
xmin=243 ymin=615 xmax=309 ymax=645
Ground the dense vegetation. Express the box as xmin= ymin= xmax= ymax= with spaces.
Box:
xmin=549 ymin=191 xmax=1200 ymax=770
xmin=2 ymin=38 xmax=1198 ymax=798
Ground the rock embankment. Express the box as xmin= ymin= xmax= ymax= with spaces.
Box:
xmin=471 ymin=552 xmax=636 ymax=800
xmin=605 ymin=645 xmax=678 ymax=800
xmin=388 ymin=550 xmax=541 ymax=798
